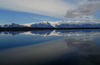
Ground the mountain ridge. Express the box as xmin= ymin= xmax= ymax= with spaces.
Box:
xmin=0 ymin=17 xmax=100 ymax=28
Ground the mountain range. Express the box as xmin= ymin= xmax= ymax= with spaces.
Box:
xmin=0 ymin=16 xmax=100 ymax=28
xmin=0 ymin=21 xmax=100 ymax=28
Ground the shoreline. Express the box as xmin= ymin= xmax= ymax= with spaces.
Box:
xmin=0 ymin=27 xmax=100 ymax=31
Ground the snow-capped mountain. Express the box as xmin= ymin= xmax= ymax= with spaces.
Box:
xmin=0 ymin=24 xmax=4 ymax=28
xmin=30 ymin=21 xmax=54 ymax=28
xmin=23 ymin=19 xmax=100 ymax=28
xmin=23 ymin=21 xmax=61 ymax=27
xmin=1 ymin=16 xmax=100 ymax=28
xmin=22 ymin=16 xmax=100 ymax=28
xmin=1 ymin=23 xmax=25 ymax=28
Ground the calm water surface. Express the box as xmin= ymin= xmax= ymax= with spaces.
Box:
xmin=0 ymin=29 xmax=100 ymax=65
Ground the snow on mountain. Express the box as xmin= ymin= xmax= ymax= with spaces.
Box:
xmin=0 ymin=24 xmax=4 ymax=27
xmin=23 ymin=21 xmax=62 ymax=27
xmin=1 ymin=23 xmax=25 ymax=28
xmin=22 ymin=18 xmax=100 ymax=28
xmin=22 ymin=22 xmax=38 ymax=27
xmin=22 ymin=16 xmax=100 ymax=28
xmin=1 ymin=16 xmax=100 ymax=28
xmin=30 ymin=21 xmax=54 ymax=28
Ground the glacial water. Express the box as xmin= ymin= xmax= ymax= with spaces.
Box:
xmin=0 ymin=29 xmax=100 ymax=65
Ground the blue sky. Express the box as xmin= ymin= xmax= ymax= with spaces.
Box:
xmin=0 ymin=9 xmax=63 ymax=24
xmin=94 ymin=9 xmax=100 ymax=19
xmin=0 ymin=0 xmax=100 ymax=24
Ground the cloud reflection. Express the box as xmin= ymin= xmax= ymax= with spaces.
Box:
xmin=0 ymin=30 xmax=100 ymax=65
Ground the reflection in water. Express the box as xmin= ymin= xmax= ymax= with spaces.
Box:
xmin=0 ymin=30 xmax=100 ymax=65
xmin=0 ymin=29 xmax=100 ymax=37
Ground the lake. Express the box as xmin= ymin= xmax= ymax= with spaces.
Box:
xmin=0 ymin=29 xmax=100 ymax=65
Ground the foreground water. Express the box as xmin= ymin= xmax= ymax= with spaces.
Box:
xmin=0 ymin=29 xmax=100 ymax=65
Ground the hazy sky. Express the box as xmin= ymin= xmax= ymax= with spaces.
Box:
xmin=0 ymin=0 xmax=100 ymax=24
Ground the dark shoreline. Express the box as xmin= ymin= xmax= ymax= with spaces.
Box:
xmin=0 ymin=27 xmax=100 ymax=31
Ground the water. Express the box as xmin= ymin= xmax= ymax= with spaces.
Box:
xmin=0 ymin=29 xmax=100 ymax=65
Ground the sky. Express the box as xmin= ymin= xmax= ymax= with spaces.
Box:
xmin=0 ymin=0 xmax=100 ymax=24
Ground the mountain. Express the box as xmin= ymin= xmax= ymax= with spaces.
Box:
xmin=31 ymin=22 xmax=53 ymax=28
xmin=23 ymin=21 xmax=61 ymax=27
xmin=1 ymin=23 xmax=25 ymax=28
xmin=23 ymin=21 xmax=100 ymax=28
xmin=1 ymin=21 xmax=100 ymax=28
xmin=22 ymin=16 xmax=100 ymax=28
xmin=0 ymin=24 xmax=4 ymax=28
xmin=1 ymin=16 xmax=100 ymax=28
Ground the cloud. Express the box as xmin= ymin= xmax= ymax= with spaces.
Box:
xmin=0 ymin=0 xmax=99 ymax=18
xmin=0 ymin=0 xmax=74 ymax=18
xmin=65 ymin=0 xmax=100 ymax=18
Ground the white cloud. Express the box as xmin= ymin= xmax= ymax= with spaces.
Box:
xmin=65 ymin=0 xmax=100 ymax=18
xmin=0 ymin=0 xmax=99 ymax=18
xmin=0 ymin=0 xmax=74 ymax=18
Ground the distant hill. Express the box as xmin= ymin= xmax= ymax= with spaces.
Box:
xmin=0 ymin=16 xmax=100 ymax=28
xmin=1 ymin=22 xmax=100 ymax=28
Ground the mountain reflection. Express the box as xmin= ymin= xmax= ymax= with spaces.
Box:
xmin=0 ymin=29 xmax=100 ymax=36
xmin=0 ymin=30 xmax=100 ymax=65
